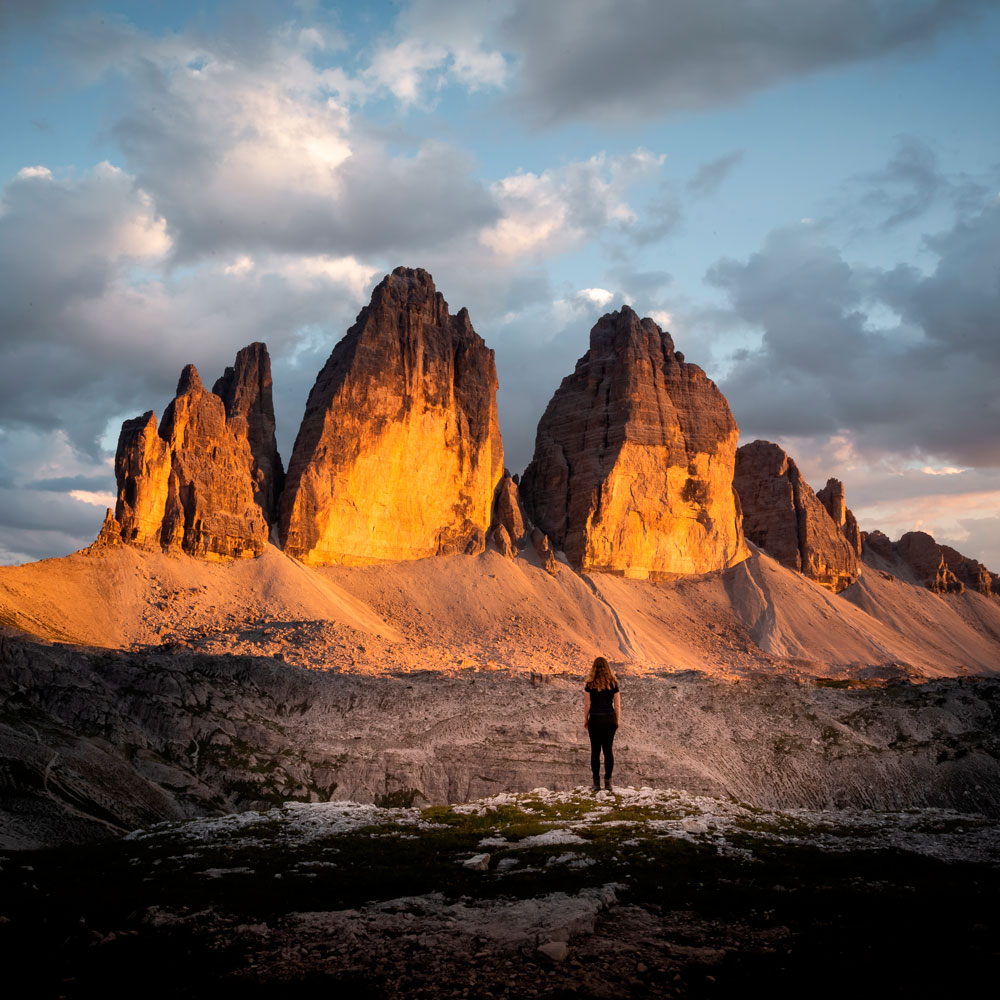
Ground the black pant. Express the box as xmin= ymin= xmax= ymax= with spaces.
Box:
xmin=588 ymin=719 xmax=617 ymax=781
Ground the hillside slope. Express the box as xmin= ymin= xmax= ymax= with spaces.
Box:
xmin=1 ymin=542 xmax=998 ymax=677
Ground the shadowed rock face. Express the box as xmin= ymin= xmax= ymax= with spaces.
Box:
xmin=492 ymin=472 xmax=526 ymax=546
xmin=817 ymin=478 xmax=862 ymax=556
xmin=520 ymin=307 xmax=747 ymax=578
xmin=861 ymin=530 xmax=999 ymax=597
xmin=213 ymin=343 xmax=284 ymax=524
xmin=940 ymin=545 xmax=1000 ymax=597
xmin=897 ymin=531 xmax=964 ymax=594
xmin=102 ymin=355 xmax=270 ymax=560
xmin=279 ymin=267 xmax=504 ymax=565
xmin=734 ymin=441 xmax=859 ymax=593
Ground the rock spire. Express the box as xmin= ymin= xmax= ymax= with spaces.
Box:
xmin=212 ymin=342 xmax=285 ymax=524
xmin=94 ymin=345 xmax=280 ymax=560
xmin=520 ymin=306 xmax=747 ymax=578
xmin=733 ymin=441 xmax=860 ymax=593
xmin=278 ymin=267 xmax=504 ymax=565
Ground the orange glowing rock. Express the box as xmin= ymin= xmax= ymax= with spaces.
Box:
xmin=279 ymin=268 xmax=504 ymax=565
xmin=520 ymin=307 xmax=747 ymax=578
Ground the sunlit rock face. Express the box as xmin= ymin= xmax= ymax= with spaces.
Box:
xmin=520 ymin=306 xmax=747 ymax=578
xmin=734 ymin=441 xmax=859 ymax=593
xmin=108 ymin=362 xmax=269 ymax=560
xmin=213 ymin=342 xmax=285 ymax=524
xmin=279 ymin=267 xmax=504 ymax=565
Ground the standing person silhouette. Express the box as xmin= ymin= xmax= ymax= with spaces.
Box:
xmin=583 ymin=656 xmax=620 ymax=791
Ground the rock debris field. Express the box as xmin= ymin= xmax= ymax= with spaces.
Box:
xmin=3 ymin=786 xmax=998 ymax=998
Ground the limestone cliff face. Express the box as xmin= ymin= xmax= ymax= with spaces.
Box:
xmin=101 ymin=354 xmax=271 ymax=560
xmin=279 ymin=267 xmax=504 ymax=565
xmin=734 ymin=441 xmax=859 ymax=593
xmin=863 ymin=530 xmax=999 ymax=597
xmin=895 ymin=532 xmax=964 ymax=593
xmin=520 ymin=306 xmax=747 ymax=578
xmin=817 ymin=478 xmax=862 ymax=556
xmin=492 ymin=472 xmax=526 ymax=547
xmin=212 ymin=342 xmax=284 ymax=524
xmin=940 ymin=545 xmax=1000 ymax=596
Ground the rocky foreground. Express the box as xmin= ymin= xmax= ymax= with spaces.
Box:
xmin=2 ymin=787 xmax=998 ymax=997
xmin=3 ymin=625 xmax=1000 ymax=851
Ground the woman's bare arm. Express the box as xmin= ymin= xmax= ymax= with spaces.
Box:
xmin=613 ymin=691 xmax=621 ymax=727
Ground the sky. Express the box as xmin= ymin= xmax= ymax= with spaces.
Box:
xmin=0 ymin=0 xmax=998 ymax=569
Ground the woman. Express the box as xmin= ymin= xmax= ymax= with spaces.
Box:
xmin=584 ymin=656 xmax=620 ymax=791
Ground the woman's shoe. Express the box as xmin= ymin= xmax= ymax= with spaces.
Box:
xmin=592 ymin=780 xmax=601 ymax=792
xmin=604 ymin=779 xmax=613 ymax=791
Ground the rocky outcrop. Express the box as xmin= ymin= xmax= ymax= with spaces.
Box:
xmin=862 ymin=529 xmax=1000 ymax=597
xmin=492 ymin=472 xmax=526 ymax=547
xmin=492 ymin=524 xmax=516 ymax=559
xmin=212 ymin=342 xmax=284 ymax=524
xmin=817 ymin=478 xmax=862 ymax=556
xmin=862 ymin=530 xmax=894 ymax=562
xmin=940 ymin=545 xmax=999 ymax=597
xmin=100 ymin=358 xmax=269 ymax=560
xmin=520 ymin=307 xmax=747 ymax=579
xmin=279 ymin=268 xmax=504 ymax=565
xmin=896 ymin=532 xmax=964 ymax=594
xmin=530 ymin=527 xmax=559 ymax=575
xmin=734 ymin=441 xmax=859 ymax=593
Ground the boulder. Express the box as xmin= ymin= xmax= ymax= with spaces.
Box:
xmin=279 ymin=268 xmax=504 ymax=565
xmin=212 ymin=342 xmax=284 ymax=524
xmin=520 ymin=307 xmax=747 ymax=578
xmin=734 ymin=441 xmax=859 ymax=593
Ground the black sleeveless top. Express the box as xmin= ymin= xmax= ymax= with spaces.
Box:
xmin=586 ymin=683 xmax=619 ymax=720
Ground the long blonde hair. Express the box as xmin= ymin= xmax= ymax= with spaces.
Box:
xmin=586 ymin=656 xmax=618 ymax=691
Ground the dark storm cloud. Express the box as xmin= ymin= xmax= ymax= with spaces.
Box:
xmin=26 ymin=474 xmax=117 ymax=492
xmin=687 ymin=150 xmax=745 ymax=199
xmin=711 ymin=197 xmax=1000 ymax=468
xmin=0 ymin=486 xmax=105 ymax=536
xmin=501 ymin=0 xmax=989 ymax=124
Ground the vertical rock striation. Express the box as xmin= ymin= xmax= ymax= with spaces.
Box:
xmin=278 ymin=267 xmax=504 ymax=565
xmin=734 ymin=441 xmax=859 ymax=593
xmin=96 ymin=349 xmax=274 ymax=560
xmin=212 ymin=342 xmax=285 ymax=524
xmin=520 ymin=306 xmax=747 ymax=578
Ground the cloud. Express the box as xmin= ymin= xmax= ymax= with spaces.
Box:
xmin=687 ymin=150 xmax=745 ymax=199
xmin=103 ymin=32 xmax=497 ymax=264
xmin=710 ymin=194 xmax=1000 ymax=470
xmin=500 ymin=0 xmax=990 ymax=124
xmin=480 ymin=149 xmax=668 ymax=259
xmin=0 ymin=158 xmax=387 ymax=461
xmin=363 ymin=0 xmax=508 ymax=103
xmin=845 ymin=134 xmax=991 ymax=232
